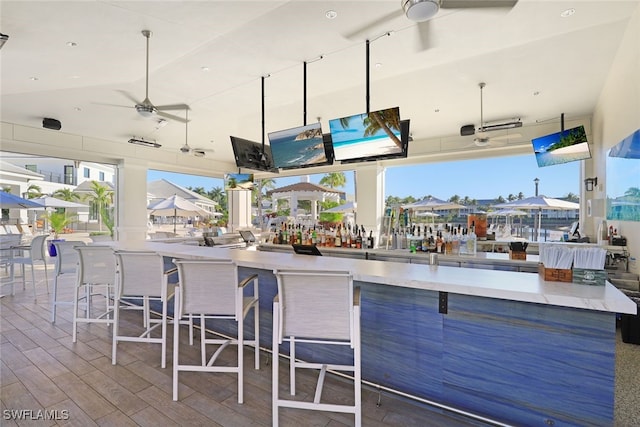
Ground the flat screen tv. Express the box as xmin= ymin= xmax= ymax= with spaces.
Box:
xmin=338 ymin=119 xmax=410 ymax=164
xmin=224 ymin=173 xmax=254 ymax=191
xmin=329 ymin=107 xmax=407 ymax=163
xmin=230 ymin=136 xmax=278 ymax=173
xmin=268 ymin=122 xmax=333 ymax=170
xmin=531 ymin=125 xmax=591 ymax=167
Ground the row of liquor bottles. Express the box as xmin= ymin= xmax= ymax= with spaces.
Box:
xmin=270 ymin=223 xmax=375 ymax=249
xmin=386 ymin=224 xmax=478 ymax=255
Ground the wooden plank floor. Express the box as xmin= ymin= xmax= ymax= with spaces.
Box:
xmin=1 ymin=264 xmax=639 ymax=426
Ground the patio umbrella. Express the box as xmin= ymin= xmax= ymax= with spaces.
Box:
xmin=0 ymin=192 xmax=42 ymax=209
xmin=487 ymin=209 xmax=529 ymax=233
xmin=147 ymin=194 xmax=215 ymax=233
xmin=495 ymin=196 xmax=579 ymax=241
xmin=402 ymin=196 xmax=466 ymax=211
xmin=403 ymin=196 xmax=465 ymax=227
xmin=30 ymin=196 xmax=89 ymax=234
xmin=31 ymin=196 xmax=88 ymax=209
xmin=324 ymin=201 xmax=356 ymax=213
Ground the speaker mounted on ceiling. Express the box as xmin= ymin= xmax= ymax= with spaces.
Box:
xmin=42 ymin=118 xmax=62 ymax=130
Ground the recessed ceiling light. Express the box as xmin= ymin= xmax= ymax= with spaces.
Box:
xmin=533 ymin=91 xmax=540 ymax=96
xmin=201 ymin=66 xmax=210 ymax=72
xmin=29 ymin=76 xmax=38 ymax=81
xmin=560 ymin=8 xmax=575 ymax=18
xmin=374 ymin=62 xmax=382 ymax=68
xmin=70 ymin=75 xmax=80 ymax=79
xmin=325 ymin=10 xmax=337 ymax=19
xmin=434 ymin=108 xmax=440 ymax=113
xmin=66 ymin=41 xmax=78 ymax=47
xmin=74 ymin=107 xmax=82 ymax=112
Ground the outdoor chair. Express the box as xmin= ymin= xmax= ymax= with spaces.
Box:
xmin=272 ymin=269 xmax=361 ymax=426
xmin=72 ymin=245 xmax=116 ymax=342
xmin=9 ymin=234 xmax=49 ymax=299
xmin=171 ymin=258 xmax=260 ymax=403
xmin=112 ymin=250 xmax=175 ymax=369
xmin=51 ymin=240 xmax=86 ymax=323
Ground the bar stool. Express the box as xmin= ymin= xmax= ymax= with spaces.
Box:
xmin=9 ymin=234 xmax=49 ymax=299
xmin=271 ymin=269 xmax=361 ymax=426
xmin=51 ymin=240 xmax=86 ymax=323
xmin=112 ymin=250 xmax=175 ymax=369
xmin=171 ymin=258 xmax=260 ymax=403
xmin=72 ymin=245 xmax=116 ymax=342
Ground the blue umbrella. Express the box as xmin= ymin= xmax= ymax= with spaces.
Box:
xmin=0 ymin=192 xmax=42 ymax=209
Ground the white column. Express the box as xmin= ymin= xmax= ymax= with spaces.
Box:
xmin=311 ymin=199 xmax=318 ymax=220
xmin=227 ymin=189 xmax=252 ymax=232
xmin=355 ymin=165 xmax=385 ymax=246
xmin=290 ymin=194 xmax=298 ymax=218
xmin=116 ymin=159 xmax=149 ymax=241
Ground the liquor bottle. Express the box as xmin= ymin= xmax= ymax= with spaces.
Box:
xmin=311 ymin=226 xmax=317 ymax=246
xmin=320 ymin=226 xmax=326 ymax=247
xmin=345 ymin=224 xmax=351 ymax=248
xmin=351 ymin=224 xmax=358 ymax=249
xmin=436 ymin=231 xmax=443 ymax=253
xmin=467 ymin=222 xmax=477 ymax=255
xmin=367 ymin=230 xmax=374 ymax=249
xmin=335 ymin=225 xmax=342 ymax=248
xmin=356 ymin=227 xmax=363 ymax=249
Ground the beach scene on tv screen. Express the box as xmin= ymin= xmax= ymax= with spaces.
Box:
xmin=532 ymin=125 xmax=591 ymax=167
xmin=269 ymin=123 xmax=327 ymax=168
xmin=329 ymin=107 xmax=402 ymax=161
xmin=224 ymin=173 xmax=254 ymax=190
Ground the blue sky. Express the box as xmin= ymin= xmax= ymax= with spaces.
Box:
xmin=148 ymin=153 xmax=580 ymax=201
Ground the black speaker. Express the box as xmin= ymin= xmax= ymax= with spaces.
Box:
xmin=43 ymin=118 xmax=61 ymax=130
xmin=460 ymin=124 xmax=475 ymax=136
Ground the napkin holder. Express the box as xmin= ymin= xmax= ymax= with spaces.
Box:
xmin=538 ymin=263 xmax=573 ymax=283
xmin=509 ymin=242 xmax=527 ymax=260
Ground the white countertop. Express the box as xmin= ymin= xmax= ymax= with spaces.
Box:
xmin=104 ymin=240 xmax=637 ymax=315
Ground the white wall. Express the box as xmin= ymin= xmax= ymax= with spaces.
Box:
xmin=590 ymin=3 xmax=640 ymax=274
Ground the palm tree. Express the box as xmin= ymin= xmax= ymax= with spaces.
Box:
xmin=508 ymin=193 xmax=516 ymax=201
xmin=518 ymin=192 xmax=524 ymax=200
xmin=254 ymin=178 xmax=276 ymax=229
xmin=52 ymin=188 xmax=80 ymax=202
xmin=86 ymin=181 xmax=114 ymax=232
xmin=320 ymin=172 xmax=346 ymax=189
xmin=449 ymin=195 xmax=461 ymax=204
xmin=565 ymin=192 xmax=579 ymax=203
xmin=25 ymin=184 xmax=43 ymax=199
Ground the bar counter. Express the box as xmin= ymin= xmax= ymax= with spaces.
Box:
xmin=105 ymin=240 xmax=636 ymax=426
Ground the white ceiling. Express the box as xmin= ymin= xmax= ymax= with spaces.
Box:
xmin=1 ymin=0 xmax=638 ymax=173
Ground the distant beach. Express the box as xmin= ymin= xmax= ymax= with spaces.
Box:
xmin=334 ymin=137 xmax=402 ymax=161
xmin=535 ymin=142 xmax=590 ymax=167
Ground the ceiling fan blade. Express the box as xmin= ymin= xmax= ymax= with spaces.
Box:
xmin=116 ymin=90 xmax=142 ymax=105
xmin=92 ymin=102 xmax=134 ymax=109
xmin=156 ymin=103 xmax=189 ymax=111
xmin=157 ymin=111 xmax=188 ymax=123
xmin=441 ymin=0 xmax=517 ymax=9
xmin=416 ymin=20 xmax=433 ymax=51
xmin=343 ymin=9 xmax=404 ymax=40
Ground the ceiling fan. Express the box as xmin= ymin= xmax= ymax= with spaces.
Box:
xmin=466 ymin=82 xmax=522 ymax=147
xmin=178 ymin=107 xmax=214 ymax=157
xmin=111 ymin=30 xmax=188 ymax=123
xmin=345 ymin=0 xmax=518 ymax=51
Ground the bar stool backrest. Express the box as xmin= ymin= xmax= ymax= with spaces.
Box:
xmin=29 ymin=235 xmax=49 ymax=262
xmin=274 ymin=270 xmax=353 ymax=343
xmin=75 ymin=245 xmax=116 ymax=286
xmin=173 ymin=259 xmax=237 ymax=319
xmin=53 ymin=241 xmax=86 ymax=275
xmin=114 ymin=250 xmax=165 ymax=299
